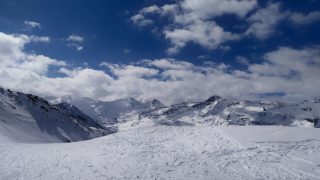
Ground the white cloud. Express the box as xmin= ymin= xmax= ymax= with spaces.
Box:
xmin=145 ymin=58 xmax=194 ymax=70
xmin=0 ymin=32 xmax=29 ymax=65
xmin=67 ymin=34 xmax=84 ymax=51
xmin=289 ymin=11 xmax=320 ymax=25
xmin=246 ymin=46 xmax=320 ymax=96
xmin=30 ymin=35 xmax=50 ymax=42
xmin=67 ymin=34 xmax=84 ymax=42
xmin=67 ymin=43 xmax=83 ymax=51
xmin=20 ymin=54 xmax=66 ymax=75
xmin=0 ymin=32 xmax=319 ymax=104
xmin=164 ymin=20 xmax=240 ymax=54
xmin=0 ymin=33 xmax=64 ymax=75
xmin=236 ymin=56 xmax=250 ymax=65
xmin=131 ymin=1 xmax=320 ymax=54
xmin=140 ymin=5 xmax=161 ymax=14
xmin=245 ymin=2 xmax=286 ymax=39
xmin=197 ymin=55 xmax=209 ymax=60
xmin=100 ymin=62 xmax=159 ymax=78
xmin=130 ymin=14 xmax=153 ymax=27
xmin=24 ymin=20 xmax=41 ymax=29
xmin=131 ymin=0 xmax=256 ymax=54
xmin=179 ymin=0 xmax=257 ymax=19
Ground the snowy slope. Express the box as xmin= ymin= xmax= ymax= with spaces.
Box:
xmin=0 ymin=88 xmax=116 ymax=143
xmin=0 ymin=125 xmax=319 ymax=180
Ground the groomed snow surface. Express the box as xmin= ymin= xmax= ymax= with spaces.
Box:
xmin=1 ymin=125 xmax=320 ymax=180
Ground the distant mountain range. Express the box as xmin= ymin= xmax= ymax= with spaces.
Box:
xmin=0 ymin=87 xmax=319 ymax=142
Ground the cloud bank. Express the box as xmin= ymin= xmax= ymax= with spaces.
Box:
xmin=0 ymin=32 xmax=319 ymax=104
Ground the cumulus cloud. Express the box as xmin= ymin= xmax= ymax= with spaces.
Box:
xmin=131 ymin=0 xmax=256 ymax=54
xmin=0 ymin=31 xmax=319 ymax=104
xmin=131 ymin=1 xmax=320 ymax=54
xmin=0 ymin=32 xmax=52 ymax=66
xmin=164 ymin=20 xmax=240 ymax=54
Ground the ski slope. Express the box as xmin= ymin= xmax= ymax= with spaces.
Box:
xmin=1 ymin=125 xmax=319 ymax=180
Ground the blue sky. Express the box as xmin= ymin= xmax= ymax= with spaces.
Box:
xmin=0 ymin=0 xmax=319 ymax=103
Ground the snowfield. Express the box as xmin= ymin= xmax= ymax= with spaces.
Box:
xmin=1 ymin=125 xmax=320 ymax=180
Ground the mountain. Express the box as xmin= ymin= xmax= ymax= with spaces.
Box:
xmin=65 ymin=95 xmax=320 ymax=131
xmin=139 ymin=95 xmax=320 ymax=128
xmin=66 ymin=97 xmax=164 ymax=126
xmin=1 ymin=86 xmax=318 ymax=143
xmin=0 ymin=88 xmax=116 ymax=143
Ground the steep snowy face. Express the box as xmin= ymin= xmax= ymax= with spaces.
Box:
xmin=0 ymin=88 xmax=115 ymax=143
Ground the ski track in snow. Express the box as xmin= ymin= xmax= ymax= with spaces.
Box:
xmin=1 ymin=125 xmax=320 ymax=180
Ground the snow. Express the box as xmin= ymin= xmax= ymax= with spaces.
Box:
xmin=0 ymin=125 xmax=319 ymax=179
xmin=67 ymin=97 xmax=163 ymax=125
xmin=1 ymin=88 xmax=320 ymax=179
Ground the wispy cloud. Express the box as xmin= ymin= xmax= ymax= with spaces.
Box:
xmin=24 ymin=20 xmax=41 ymax=30
xmin=67 ymin=34 xmax=84 ymax=42
xmin=288 ymin=11 xmax=320 ymax=25
xmin=124 ymin=48 xmax=131 ymax=54
xmin=67 ymin=34 xmax=84 ymax=51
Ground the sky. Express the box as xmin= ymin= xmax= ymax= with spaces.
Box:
xmin=0 ymin=0 xmax=319 ymax=104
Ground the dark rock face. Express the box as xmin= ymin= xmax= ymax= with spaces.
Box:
xmin=206 ymin=95 xmax=221 ymax=103
xmin=152 ymin=99 xmax=163 ymax=108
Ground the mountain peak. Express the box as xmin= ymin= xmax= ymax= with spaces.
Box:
xmin=206 ymin=95 xmax=221 ymax=102
xmin=151 ymin=99 xmax=164 ymax=108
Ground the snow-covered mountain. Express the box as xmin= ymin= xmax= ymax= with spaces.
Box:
xmin=140 ymin=95 xmax=320 ymax=128
xmin=143 ymin=96 xmax=320 ymax=127
xmin=66 ymin=97 xmax=164 ymax=125
xmin=0 ymin=88 xmax=116 ymax=143
xmin=2 ymin=86 xmax=317 ymax=143
xmin=66 ymin=95 xmax=320 ymax=130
